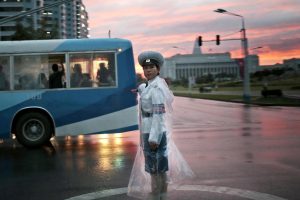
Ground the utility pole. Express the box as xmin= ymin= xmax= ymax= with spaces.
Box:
xmin=214 ymin=8 xmax=251 ymax=103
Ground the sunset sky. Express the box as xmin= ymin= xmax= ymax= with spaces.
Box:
xmin=84 ymin=0 xmax=300 ymax=73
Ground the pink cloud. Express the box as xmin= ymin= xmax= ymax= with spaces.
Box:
xmin=82 ymin=0 xmax=300 ymax=68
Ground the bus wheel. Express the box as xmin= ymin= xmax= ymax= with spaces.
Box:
xmin=15 ymin=112 xmax=51 ymax=148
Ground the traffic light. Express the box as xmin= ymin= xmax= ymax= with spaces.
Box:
xmin=216 ymin=35 xmax=220 ymax=45
xmin=198 ymin=36 xmax=202 ymax=46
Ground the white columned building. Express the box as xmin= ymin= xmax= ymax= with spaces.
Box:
xmin=161 ymin=39 xmax=241 ymax=81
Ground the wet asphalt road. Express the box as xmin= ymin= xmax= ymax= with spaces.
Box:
xmin=1 ymin=96 xmax=300 ymax=200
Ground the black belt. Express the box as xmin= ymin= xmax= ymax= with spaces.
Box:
xmin=142 ymin=111 xmax=153 ymax=118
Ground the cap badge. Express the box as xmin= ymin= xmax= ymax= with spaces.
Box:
xmin=145 ymin=59 xmax=150 ymax=63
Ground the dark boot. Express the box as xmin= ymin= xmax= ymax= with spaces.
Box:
xmin=148 ymin=174 xmax=160 ymax=200
xmin=160 ymin=173 xmax=168 ymax=200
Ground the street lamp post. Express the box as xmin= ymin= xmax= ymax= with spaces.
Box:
xmin=214 ymin=8 xmax=251 ymax=103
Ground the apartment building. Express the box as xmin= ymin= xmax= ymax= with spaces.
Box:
xmin=0 ymin=0 xmax=89 ymax=41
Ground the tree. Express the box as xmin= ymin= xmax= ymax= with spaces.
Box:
xmin=11 ymin=21 xmax=33 ymax=40
xmin=272 ymin=68 xmax=284 ymax=77
xmin=11 ymin=18 xmax=60 ymax=40
xmin=50 ymin=23 xmax=59 ymax=39
xmin=198 ymin=74 xmax=214 ymax=83
xmin=35 ymin=18 xmax=49 ymax=39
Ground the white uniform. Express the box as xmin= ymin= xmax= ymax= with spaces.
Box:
xmin=140 ymin=76 xmax=167 ymax=144
xmin=128 ymin=51 xmax=194 ymax=200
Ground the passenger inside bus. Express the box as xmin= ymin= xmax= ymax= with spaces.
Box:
xmin=71 ymin=64 xmax=83 ymax=87
xmin=58 ymin=63 xmax=66 ymax=88
xmin=0 ymin=64 xmax=9 ymax=90
xmin=96 ymin=63 xmax=109 ymax=85
xmin=81 ymin=73 xmax=92 ymax=87
xmin=49 ymin=64 xmax=64 ymax=88
xmin=37 ymin=72 xmax=48 ymax=89
xmin=19 ymin=74 xmax=35 ymax=90
xmin=96 ymin=63 xmax=115 ymax=86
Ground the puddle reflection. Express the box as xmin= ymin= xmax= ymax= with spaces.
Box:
xmin=0 ymin=132 xmax=138 ymax=181
xmin=240 ymin=106 xmax=255 ymax=136
xmin=60 ymin=133 xmax=133 ymax=173
xmin=0 ymin=140 xmax=57 ymax=178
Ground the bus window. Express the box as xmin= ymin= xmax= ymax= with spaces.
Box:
xmin=14 ymin=55 xmax=38 ymax=90
xmin=14 ymin=54 xmax=65 ymax=90
xmin=69 ymin=52 xmax=116 ymax=88
xmin=94 ymin=52 xmax=116 ymax=87
xmin=0 ymin=56 xmax=10 ymax=91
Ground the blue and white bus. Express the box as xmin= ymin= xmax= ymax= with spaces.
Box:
xmin=0 ymin=38 xmax=138 ymax=147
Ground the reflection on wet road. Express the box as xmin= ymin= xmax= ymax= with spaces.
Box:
xmin=173 ymin=98 xmax=300 ymax=165
xmin=173 ymin=97 xmax=300 ymax=143
xmin=0 ymin=132 xmax=139 ymax=200
xmin=62 ymin=134 xmax=132 ymax=172
xmin=1 ymin=97 xmax=300 ymax=200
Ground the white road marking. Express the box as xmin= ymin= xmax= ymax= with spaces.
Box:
xmin=65 ymin=185 xmax=288 ymax=200
xmin=65 ymin=187 xmax=127 ymax=200
xmin=178 ymin=185 xmax=287 ymax=200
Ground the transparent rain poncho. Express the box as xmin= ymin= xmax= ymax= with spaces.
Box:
xmin=127 ymin=77 xmax=195 ymax=199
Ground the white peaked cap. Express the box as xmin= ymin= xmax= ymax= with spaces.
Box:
xmin=138 ymin=51 xmax=164 ymax=68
